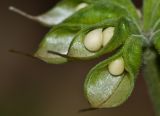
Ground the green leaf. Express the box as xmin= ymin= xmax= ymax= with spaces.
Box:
xmin=34 ymin=26 xmax=81 ymax=64
xmin=68 ymin=17 xmax=140 ymax=60
xmin=143 ymin=0 xmax=160 ymax=31
xmin=153 ymin=30 xmax=160 ymax=53
xmin=84 ymin=35 xmax=143 ymax=108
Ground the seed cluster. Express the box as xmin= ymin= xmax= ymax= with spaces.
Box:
xmin=84 ymin=27 xmax=115 ymax=52
xmin=84 ymin=27 xmax=124 ymax=76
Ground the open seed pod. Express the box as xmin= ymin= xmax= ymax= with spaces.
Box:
xmin=35 ymin=17 xmax=139 ymax=64
xmin=68 ymin=17 xmax=140 ymax=59
xmin=84 ymin=35 xmax=143 ymax=108
xmin=10 ymin=0 xmax=89 ymax=27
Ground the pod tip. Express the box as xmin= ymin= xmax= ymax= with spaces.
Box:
xmin=8 ymin=6 xmax=36 ymax=20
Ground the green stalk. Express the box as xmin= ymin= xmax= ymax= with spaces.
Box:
xmin=143 ymin=49 xmax=160 ymax=116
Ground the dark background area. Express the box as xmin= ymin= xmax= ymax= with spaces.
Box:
xmin=0 ymin=0 xmax=155 ymax=116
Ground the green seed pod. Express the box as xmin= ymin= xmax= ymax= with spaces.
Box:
xmin=153 ymin=30 xmax=160 ymax=53
xmin=84 ymin=35 xmax=143 ymax=108
xmin=9 ymin=0 xmax=89 ymax=27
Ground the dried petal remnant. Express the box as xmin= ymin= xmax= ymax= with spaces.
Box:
xmin=76 ymin=3 xmax=88 ymax=11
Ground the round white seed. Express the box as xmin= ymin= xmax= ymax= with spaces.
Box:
xmin=76 ymin=3 xmax=88 ymax=11
xmin=102 ymin=27 xmax=115 ymax=47
xmin=108 ymin=57 xmax=125 ymax=76
xmin=84 ymin=28 xmax=103 ymax=52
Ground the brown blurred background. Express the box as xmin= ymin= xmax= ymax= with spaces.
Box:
xmin=0 ymin=0 xmax=155 ymax=116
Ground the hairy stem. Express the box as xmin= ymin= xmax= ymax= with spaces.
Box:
xmin=143 ymin=49 xmax=160 ymax=116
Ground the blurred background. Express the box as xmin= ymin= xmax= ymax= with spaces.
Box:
xmin=0 ymin=0 xmax=155 ymax=116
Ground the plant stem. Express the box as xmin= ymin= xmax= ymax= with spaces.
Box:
xmin=143 ymin=49 xmax=160 ymax=116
